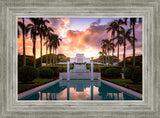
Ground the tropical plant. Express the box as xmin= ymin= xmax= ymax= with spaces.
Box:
xmin=18 ymin=18 xmax=29 ymax=66
xmin=130 ymin=18 xmax=142 ymax=67
xmin=107 ymin=19 xmax=126 ymax=63
xmin=44 ymin=27 xmax=54 ymax=65
xmin=101 ymin=39 xmax=115 ymax=65
xmin=37 ymin=18 xmax=50 ymax=67
xmin=118 ymin=28 xmax=133 ymax=72
xmin=106 ymin=21 xmax=117 ymax=64
xmin=52 ymin=34 xmax=62 ymax=64
xmin=27 ymin=18 xmax=39 ymax=67
xmin=98 ymin=51 xmax=105 ymax=64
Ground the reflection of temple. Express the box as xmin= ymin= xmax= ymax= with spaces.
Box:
xmin=59 ymin=79 xmax=101 ymax=92
xmin=60 ymin=79 xmax=101 ymax=100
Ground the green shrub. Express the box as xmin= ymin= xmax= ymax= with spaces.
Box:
xmin=49 ymin=67 xmax=60 ymax=76
xmin=59 ymin=66 xmax=67 ymax=72
xmin=39 ymin=68 xmax=54 ymax=78
xmin=124 ymin=67 xmax=142 ymax=83
xmin=100 ymin=66 xmax=122 ymax=77
xmin=104 ymin=68 xmax=121 ymax=78
xmin=18 ymin=66 xmax=40 ymax=82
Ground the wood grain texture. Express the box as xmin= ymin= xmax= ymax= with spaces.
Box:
xmin=0 ymin=0 xmax=159 ymax=118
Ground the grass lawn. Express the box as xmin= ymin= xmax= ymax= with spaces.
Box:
xmin=18 ymin=78 xmax=57 ymax=93
xmin=18 ymin=84 xmax=33 ymax=91
xmin=105 ymin=78 xmax=142 ymax=92
xmin=129 ymin=85 xmax=142 ymax=90
xmin=32 ymin=78 xmax=51 ymax=84
xmin=108 ymin=79 xmax=133 ymax=84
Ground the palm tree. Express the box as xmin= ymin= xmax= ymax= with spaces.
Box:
xmin=130 ymin=18 xmax=142 ymax=67
xmin=98 ymin=51 xmax=105 ymax=64
xmin=101 ymin=39 xmax=115 ymax=65
xmin=44 ymin=27 xmax=54 ymax=66
xmin=18 ymin=18 xmax=29 ymax=66
xmin=37 ymin=18 xmax=50 ymax=67
xmin=106 ymin=22 xmax=117 ymax=64
xmin=27 ymin=18 xmax=39 ymax=67
xmin=118 ymin=28 xmax=133 ymax=71
xmin=108 ymin=19 xmax=126 ymax=63
xmin=52 ymin=34 xmax=62 ymax=64
xmin=44 ymin=33 xmax=55 ymax=65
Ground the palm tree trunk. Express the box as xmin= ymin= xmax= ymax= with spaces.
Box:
xmin=52 ymin=48 xmax=54 ymax=65
xmin=46 ymin=46 xmax=48 ymax=66
xmin=123 ymin=41 xmax=126 ymax=73
xmin=22 ymin=18 xmax=26 ymax=66
xmin=117 ymin=32 xmax=120 ymax=63
xmin=133 ymin=24 xmax=136 ymax=67
xmin=55 ymin=49 xmax=57 ymax=64
xmin=40 ymin=34 xmax=43 ymax=67
xmin=50 ymin=49 xmax=51 ymax=65
xmin=33 ymin=39 xmax=36 ymax=68
xmin=108 ymin=52 xmax=110 ymax=66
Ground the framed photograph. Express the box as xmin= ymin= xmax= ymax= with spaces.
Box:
xmin=0 ymin=0 xmax=159 ymax=118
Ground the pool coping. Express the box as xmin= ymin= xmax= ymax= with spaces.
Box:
xmin=99 ymin=79 xmax=142 ymax=99
xmin=18 ymin=79 xmax=60 ymax=99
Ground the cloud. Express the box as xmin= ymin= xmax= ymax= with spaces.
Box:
xmin=18 ymin=18 xmax=142 ymax=60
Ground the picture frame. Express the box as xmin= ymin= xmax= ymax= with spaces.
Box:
xmin=0 ymin=0 xmax=159 ymax=117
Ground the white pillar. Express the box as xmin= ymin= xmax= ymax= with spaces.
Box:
xmin=67 ymin=61 xmax=70 ymax=81
xmin=91 ymin=58 xmax=94 ymax=81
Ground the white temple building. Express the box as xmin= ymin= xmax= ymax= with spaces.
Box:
xmin=70 ymin=53 xmax=90 ymax=63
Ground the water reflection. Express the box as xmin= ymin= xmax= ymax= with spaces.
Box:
xmin=20 ymin=79 xmax=141 ymax=100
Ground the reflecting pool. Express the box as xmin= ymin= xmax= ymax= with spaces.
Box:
xmin=19 ymin=79 xmax=141 ymax=100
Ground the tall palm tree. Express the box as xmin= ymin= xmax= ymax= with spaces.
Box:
xmin=53 ymin=34 xmax=62 ymax=64
xmin=130 ymin=18 xmax=142 ymax=67
xmin=37 ymin=18 xmax=50 ymax=67
xmin=44 ymin=27 xmax=54 ymax=66
xmin=108 ymin=19 xmax=126 ymax=63
xmin=18 ymin=18 xmax=29 ymax=66
xmin=44 ymin=33 xmax=55 ymax=65
xmin=106 ymin=22 xmax=117 ymax=64
xmin=101 ymin=43 xmax=107 ymax=64
xmin=27 ymin=18 xmax=39 ymax=67
xmin=118 ymin=28 xmax=133 ymax=71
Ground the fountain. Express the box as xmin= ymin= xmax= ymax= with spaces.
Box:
xmin=59 ymin=54 xmax=101 ymax=81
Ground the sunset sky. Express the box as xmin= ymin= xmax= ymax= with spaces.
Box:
xmin=18 ymin=18 xmax=142 ymax=60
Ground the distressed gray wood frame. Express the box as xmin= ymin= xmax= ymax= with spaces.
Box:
xmin=0 ymin=0 xmax=159 ymax=118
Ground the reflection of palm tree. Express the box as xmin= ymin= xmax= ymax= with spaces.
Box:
xmin=18 ymin=18 xmax=29 ymax=66
xmin=27 ymin=18 xmax=39 ymax=67
xmin=118 ymin=28 xmax=133 ymax=71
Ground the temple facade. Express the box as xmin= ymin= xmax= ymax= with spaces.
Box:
xmin=70 ymin=53 xmax=90 ymax=63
